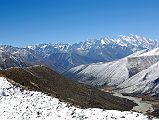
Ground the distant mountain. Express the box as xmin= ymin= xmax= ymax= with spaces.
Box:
xmin=0 ymin=34 xmax=159 ymax=72
xmin=66 ymin=48 xmax=159 ymax=96
xmin=0 ymin=49 xmax=27 ymax=69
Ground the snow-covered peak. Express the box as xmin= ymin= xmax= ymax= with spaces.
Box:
xmin=80 ymin=39 xmax=97 ymax=50
xmin=53 ymin=43 xmax=70 ymax=51
xmin=27 ymin=45 xmax=39 ymax=50
xmin=117 ymin=35 xmax=141 ymax=46
xmin=40 ymin=44 xmax=48 ymax=49
xmin=116 ymin=34 xmax=158 ymax=49
xmin=77 ymin=37 xmax=115 ymax=51
xmin=100 ymin=37 xmax=111 ymax=45
xmin=26 ymin=43 xmax=70 ymax=55
xmin=27 ymin=45 xmax=33 ymax=49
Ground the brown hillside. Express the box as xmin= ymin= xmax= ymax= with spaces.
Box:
xmin=0 ymin=65 xmax=136 ymax=111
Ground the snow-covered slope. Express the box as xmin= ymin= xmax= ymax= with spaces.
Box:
xmin=0 ymin=77 xmax=154 ymax=120
xmin=66 ymin=48 xmax=159 ymax=96
xmin=118 ymin=61 xmax=159 ymax=96
xmin=66 ymin=49 xmax=158 ymax=85
xmin=67 ymin=58 xmax=130 ymax=87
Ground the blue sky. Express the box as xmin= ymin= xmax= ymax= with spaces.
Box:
xmin=0 ymin=0 xmax=159 ymax=47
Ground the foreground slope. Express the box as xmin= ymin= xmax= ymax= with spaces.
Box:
xmin=0 ymin=77 xmax=153 ymax=120
xmin=0 ymin=65 xmax=136 ymax=110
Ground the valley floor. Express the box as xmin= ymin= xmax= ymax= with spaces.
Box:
xmin=113 ymin=92 xmax=154 ymax=114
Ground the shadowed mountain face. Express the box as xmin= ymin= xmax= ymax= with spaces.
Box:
xmin=43 ymin=52 xmax=96 ymax=73
xmin=0 ymin=66 xmax=136 ymax=111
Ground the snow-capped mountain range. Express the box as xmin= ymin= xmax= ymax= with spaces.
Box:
xmin=0 ymin=34 xmax=159 ymax=73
